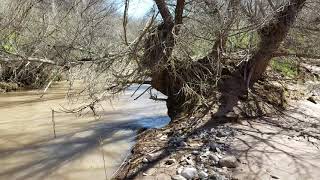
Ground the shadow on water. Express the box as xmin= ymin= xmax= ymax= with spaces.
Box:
xmin=0 ymin=115 xmax=170 ymax=180
xmin=0 ymin=83 xmax=170 ymax=179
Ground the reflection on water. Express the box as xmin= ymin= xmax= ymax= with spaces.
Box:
xmin=0 ymin=82 xmax=169 ymax=180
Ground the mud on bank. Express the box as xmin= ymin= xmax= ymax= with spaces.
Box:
xmin=114 ymin=80 xmax=320 ymax=180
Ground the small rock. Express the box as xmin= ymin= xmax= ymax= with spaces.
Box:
xmin=210 ymin=174 xmax=225 ymax=180
xmin=209 ymin=154 xmax=220 ymax=162
xmin=172 ymin=136 xmax=183 ymax=143
xmin=199 ymin=156 xmax=207 ymax=163
xmin=208 ymin=142 xmax=218 ymax=150
xmin=307 ymin=96 xmax=317 ymax=104
xmin=180 ymin=141 xmax=188 ymax=147
xmin=180 ymin=161 xmax=187 ymax=166
xmin=186 ymin=158 xmax=195 ymax=165
xmin=211 ymin=161 xmax=218 ymax=166
xmin=192 ymin=150 xmax=200 ymax=155
xmin=197 ymin=163 xmax=205 ymax=169
xmin=142 ymin=157 xmax=148 ymax=163
xmin=201 ymin=150 xmax=210 ymax=157
xmin=270 ymin=175 xmax=280 ymax=179
xmin=217 ymin=130 xmax=227 ymax=137
xmin=231 ymin=176 xmax=240 ymax=180
xmin=311 ymin=123 xmax=318 ymax=128
xmin=155 ymin=173 xmax=171 ymax=179
xmin=177 ymin=166 xmax=184 ymax=174
xmin=181 ymin=167 xmax=198 ymax=179
xmin=216 ymin=168 xmax=224 ymax=173
xmin=207 ymin=168 xmax=217 ymax=176
xmin=165 ymin=158 xmax=177 ymax=165
xmin=215 ymin=147 xmax=221 ymax=153
xmin=201 ymin=147 xmax=210 ymax=152
xmin=172 ymin=175 xmax=187 ymax=180
xmin=146 ymin=151 xmax=163 ymax=162
xmin=199 ymin=170 xmax=208 ymax=179
xmin=145 ymin=168 xmax=157 ymax=175
xmin=219 ymin=155 xmax=238 ymax=168
xmin=143 ymin=173 xmax=148 ymax=176
xmin=160 ymin=135 xmax=168 ymax=140
xmin=189 ymin=142 xmax=203 ymax=147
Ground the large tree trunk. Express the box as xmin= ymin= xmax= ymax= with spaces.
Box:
xmin=214 ymin=0 xmax=306 ymax=117
xmin=146 ymin=0 xmax=306 ymax=119
xmin=141 ymin=0 xmax=186 ymax=118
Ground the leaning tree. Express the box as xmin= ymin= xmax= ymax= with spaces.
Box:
xmin=131 ymin=0 xmax=308 ymax=118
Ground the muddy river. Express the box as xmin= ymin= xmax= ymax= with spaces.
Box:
xmin=0 ymin=82 xmax=169 ymax=180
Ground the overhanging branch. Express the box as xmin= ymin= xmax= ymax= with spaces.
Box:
xmin=0 ymin=55 xmax=58 ymax=65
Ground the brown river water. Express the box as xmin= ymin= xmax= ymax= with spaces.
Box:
xmin=0 ymin=82 xmax=169 ymax=180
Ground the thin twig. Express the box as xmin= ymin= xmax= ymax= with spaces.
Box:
xmin=134 ymin=86 xmax=152 ymax=100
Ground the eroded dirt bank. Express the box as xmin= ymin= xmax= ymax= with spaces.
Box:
xmin=115 ymin=83 xmax=320 ymax=180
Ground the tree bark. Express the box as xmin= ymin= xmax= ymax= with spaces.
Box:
xmin=214 ymin=0 xmax=307 ymax=117
xmin=142 ymin=0 xmax=186 ymax=118
xmin=147 ymin=0 xmax=306 ymax=119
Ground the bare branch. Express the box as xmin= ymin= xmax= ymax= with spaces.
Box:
xmin=123 ymin=0 xmax=129 ymax=45
xmin=174 ymin=0 xmax=185 ymax=26
xmin=154 ymin=0 xmax=174 ymax=27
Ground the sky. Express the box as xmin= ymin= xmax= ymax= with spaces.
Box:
xmin=118 ymin=0 xmax=155 ymax=18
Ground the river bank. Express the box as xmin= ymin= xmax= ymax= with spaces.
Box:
xmin=115 ymin=80 xmax=320 ymax=180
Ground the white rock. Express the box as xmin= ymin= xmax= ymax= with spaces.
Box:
xmin=216 ymin=154 xmax=223 ymax=159
xmin=180 ymin=141 xmax=188 ymax=147
xmin=155 ymin=173 xmax=171 ymax=179
xmin=186 ymin=158 xmax=195 ymax=166
xmin=160 ymin=135 xmax=168 ymax=140
xmin=209 ymin=142 xmax=218 ymax=150
xmin=209 ymin=154 xmax=219 ymax=162
xmin=172 ymin=175 xmax=187 ymax=180
xmin=146 ymin=151 xmax=163 ymax=162
xmin=192 ymin=150 xmax=200 ymax=155
xmin=198 ymin=170 xmax=208 ymax=179
xmin=197 ymin=163 xmax=205 ymax=169
xmin=142 ymin=157 xmax=149 ymax=163
xmin=216 ymin=147 xmax=221 ymax=153
xmin=199 ymin=156 xmax=207 ymax=163
xmin=181 ymin=167 xmax=198 ymax=179
xmin=219 ymin=155 xmax=238 ymax=168
xmin=201 ymin=150 xmax=210 ymax=157
xmin=177 ymin=166 xmax=184 ymax=174
xmin=201 ymin=147 xmax=210 ymax=152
